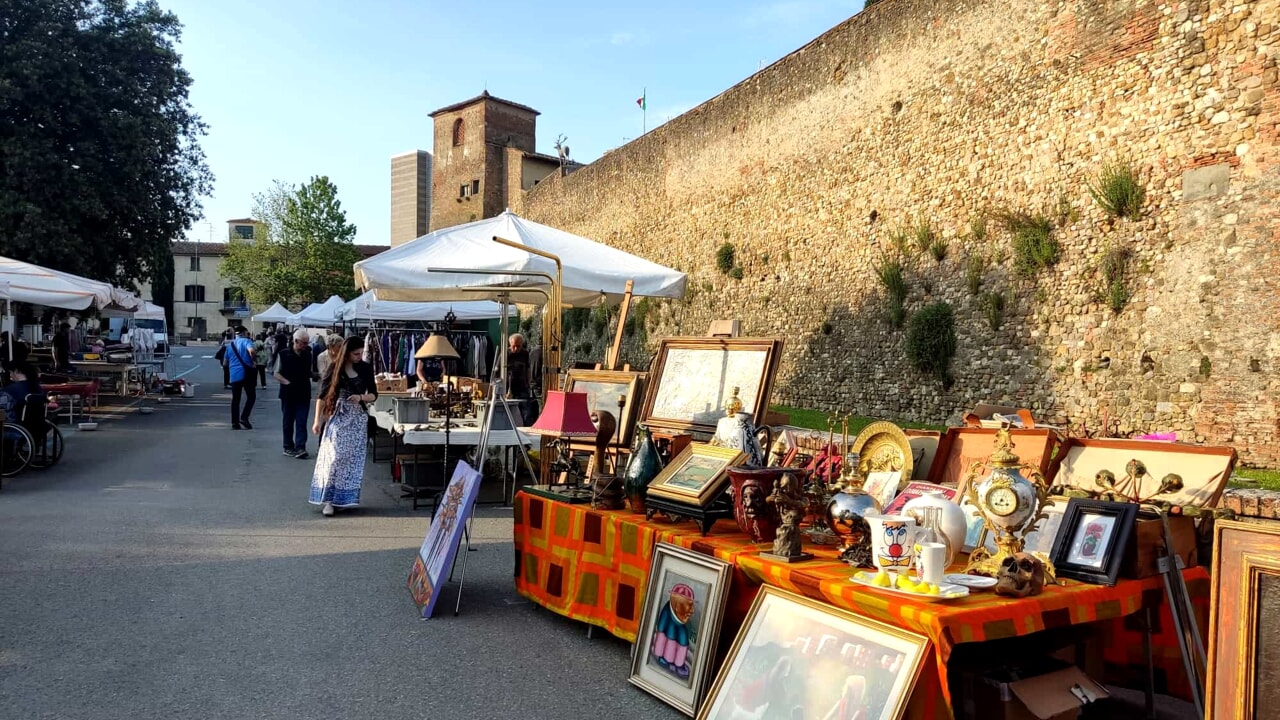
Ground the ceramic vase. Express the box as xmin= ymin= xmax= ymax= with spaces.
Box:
xmin=713 ymin=413 xmax=772 ymax=467
xmin=865 ymin=513 xmax=917 ymax=577
xmin=902 ymin=490 xmax=966 ymax=566
xmin=726 ymin=466 xmax=786 ymax=543
xmin=622 ymin=426 xmax=660 ymax=514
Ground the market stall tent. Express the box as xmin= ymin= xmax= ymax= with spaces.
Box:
xmin=0 ymin=256 xmax=139 ymax=311
xmin=353 ymin=210 xmax=687 ymax=306
xmin=338 ymin=290 xmax=514 ymax=323
xmin=288 ymin=295 xmax=345 ymax=326
xmin=251 ymin=302 xmax=293 ymax=323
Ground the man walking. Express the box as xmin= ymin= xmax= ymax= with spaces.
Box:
xmin=225 ymin=326 xmax=257 ymax=429
xmin=274 ymin=328 xmax=313 ymax=458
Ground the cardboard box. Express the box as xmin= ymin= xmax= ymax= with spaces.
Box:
xmin=964 ymin=660 xmax=1108 ymax=720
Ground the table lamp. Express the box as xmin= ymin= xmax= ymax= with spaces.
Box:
xmin=529 ymin=390 xmax=598 ymax=501
xmin=415 ymin=334 xmax=460 ymax=489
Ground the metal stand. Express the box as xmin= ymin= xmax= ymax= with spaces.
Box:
xmin=1142 ymin=505 xmax=1207 ymax=718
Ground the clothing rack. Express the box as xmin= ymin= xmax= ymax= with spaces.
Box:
xmin=363 ymin=327 xmax=492 ymax=380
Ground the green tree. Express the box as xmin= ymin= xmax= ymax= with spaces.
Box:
xmin=0 ymin=0 xmax=212 ymax=291
xmin=221 ymin=176 xmax=360 ymax=308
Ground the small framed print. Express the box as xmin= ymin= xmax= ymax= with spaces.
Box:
xmin=631 ymin=543 xmax=734 ymax=717
xmin=646 ymin=443 xmax=746 ymax=507
xmin=1049 ymin=498 xmax=1138 ymax=585
xmin=863 ymin=471 xmax=902 ymax=510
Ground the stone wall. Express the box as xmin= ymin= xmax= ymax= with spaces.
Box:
xmin=511 ymin=0 xmax=1280 ymax=466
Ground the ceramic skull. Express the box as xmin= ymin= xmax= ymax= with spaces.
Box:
xmin=994 ymin=552 xmax=1045 ymax=598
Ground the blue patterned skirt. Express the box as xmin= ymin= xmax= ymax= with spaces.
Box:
xmin=309 ymin=401 xmax=367 ymax=507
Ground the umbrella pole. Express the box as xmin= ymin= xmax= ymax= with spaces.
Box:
xmin=491 ymin=235 xmax=563 ymax=402
xmin=606 ymin=280 xmax=634 ymax=370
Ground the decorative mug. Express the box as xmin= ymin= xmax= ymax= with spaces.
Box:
xmin=865 ymin=514 xmax=917 ymax=577
xmin=915 ymin=542 xmax=947 ymax=587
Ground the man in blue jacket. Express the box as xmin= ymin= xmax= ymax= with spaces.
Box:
xmin=225 ymin=326 xmax=257 ymax=429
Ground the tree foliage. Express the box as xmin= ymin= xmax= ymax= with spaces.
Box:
xmin=0 ymin=0 xmax=212 ymax=295
xmin=220 ymin=176 xmax=360 ymax=308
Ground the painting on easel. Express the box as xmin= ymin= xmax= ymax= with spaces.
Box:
xmin=407 ymin=460 xmax=483 ymax=618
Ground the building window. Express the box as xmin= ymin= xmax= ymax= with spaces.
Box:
xmin=223 ymin=287 xmax=246 ymax=309
xmin=452 ymin=118 xmax=465 ymax=146
xmin=189 ymin=256 xmax=201 ymax=271
xmin=459 ymin=184 xmax=468 ymax=198
xmin=183 ymin=284 xmax=205 ymax=303
xmin=471 ymin=179 xmax=480 ymax=195
xmin=232 ymin=224 xmax=254 ymax=240
xmin=186 ymin=317 xmax=196 ymax=328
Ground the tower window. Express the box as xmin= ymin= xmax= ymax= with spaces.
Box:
xmin=471 ymin=180 xmax=480 ymax=195
xmin=452 ymin=118 xmax=465 ymax=146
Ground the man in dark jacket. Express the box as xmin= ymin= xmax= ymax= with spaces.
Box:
xmin=273 ymin=328 xmax=314 ymax=458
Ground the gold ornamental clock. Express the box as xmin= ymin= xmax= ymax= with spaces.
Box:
xmin=963 ymin=427 xmax=1056 ymax=579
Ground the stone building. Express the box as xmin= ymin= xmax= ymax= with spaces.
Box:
xmin=390 ymin=150 xmax=431 ymax=247
xmin=500 ymin=0 xmax=1280 ymax=467
xmin=427 ymin=91 xmax=578 ymax=232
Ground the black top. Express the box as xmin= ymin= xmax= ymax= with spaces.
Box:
xmin=320 ymin=361 xmax=377 ymax=404
xmin=276 ymin=346 xmax=313 ymax=402
xmin=507 ymin=349 xmax=531 ymax=399
xmin=52 ymin=331 xmax=69 ymax=355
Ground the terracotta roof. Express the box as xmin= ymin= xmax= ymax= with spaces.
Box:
xmin=226 ymin=217 xmax=257 ymax=224
xmin=524 ymin=150 xmax=581 ymax=166
xmin=355 ymin=244 xmax=389 ymax=258
xmin=429 ymin=90 xmax=540 ymax=117
xmin=172 ymin=241 xmax=230 ymax=256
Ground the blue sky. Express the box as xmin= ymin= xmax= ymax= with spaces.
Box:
xmin=160 ymin=0 xmax=865 ymax=245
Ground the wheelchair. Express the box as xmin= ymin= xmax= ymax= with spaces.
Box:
xmin=1 ymin=394 xmax=64 ymax=478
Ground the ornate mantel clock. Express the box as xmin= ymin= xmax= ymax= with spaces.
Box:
xmin=963 ymin=427 xmax=1055 ymax=578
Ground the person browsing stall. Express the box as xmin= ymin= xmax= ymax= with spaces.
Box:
xmin=274 ymin=329 xmax=313 ymax=459
xmin=309 ymin=336 xmax=377 ymax=517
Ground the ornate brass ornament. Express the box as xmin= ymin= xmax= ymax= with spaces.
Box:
xmin=963 ymin=426 xmax=1057 ymax=581
xmin=850 ymin=420 xmax=913 ymax=484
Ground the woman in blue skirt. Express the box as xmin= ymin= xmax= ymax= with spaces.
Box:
xmin=310 ymin=336 xmax=377 ymax=516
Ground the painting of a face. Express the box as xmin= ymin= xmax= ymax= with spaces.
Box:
xmin=670 ymin=592 xmax=696 ymax=624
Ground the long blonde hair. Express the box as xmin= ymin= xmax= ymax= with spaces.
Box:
xmin=321 ymin=336 xmax=363 ymax=415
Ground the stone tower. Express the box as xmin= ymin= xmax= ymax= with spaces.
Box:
xmin=428 ymin=91 xmax=539 ymax=232
xmin=390 ymin=150 xmax=431 ymax=246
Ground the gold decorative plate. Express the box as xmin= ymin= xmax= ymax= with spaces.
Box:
xmin=851 ymin=421 xmax=914 ymax=485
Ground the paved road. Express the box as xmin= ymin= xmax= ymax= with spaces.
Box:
xmin=0 ymin=356 xmax=679 ymax=720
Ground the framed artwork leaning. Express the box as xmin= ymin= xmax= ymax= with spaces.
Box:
xmin=646 ymin=443 xmax=746 ymax=507
xmin=563 ymin=369 xmax=645 ymax=447
xmin=930 ymin=427 xmax=1062 ymax=490
xmin=697 ymin=586 xmax=929 ymax=720
xmin=640 ymin=337 xmax=784 ymax=436
xmin=1048 ymin=498 xmax=1138 ymax=586
xmin=1206 ymin=520 xmax=1280 ymax=720
xmin=631 ymin=543 xmax=734 ymax=717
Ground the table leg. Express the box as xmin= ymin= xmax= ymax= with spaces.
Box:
xmin=1142 ymin=606 xmax=1156 ymax=720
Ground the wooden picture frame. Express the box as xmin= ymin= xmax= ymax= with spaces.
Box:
xmin=1048 ymin=498 xmax=1138 ymax=586
xmin=640 ymin=337 xmax=783 ymax=437
xmin=631 ymin=543 xmax=734 ymax=717
xmin=647 ymin=443 xmax=745 ymax=507
xmin=1206 ymin=520 xmax=1280 ymax=720
xmin=1044 ymin=437 xmax=1237 ymax=510
xmin=563 ymin=369 xmax=645 ymax=448
xmin=930 ymin=427 xmax=1063 ymax=491
xmin=697 ymin=586 xmax=929 ymax=720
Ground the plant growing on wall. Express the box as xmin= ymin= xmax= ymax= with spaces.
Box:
xmin=965 ymin=253 xmax=987 ymax=295
xmin=1088 ymin=159 xmax=1146 ymax=219
xmin=716 ymin=243 xmax=736 ymax=275
xmin=876 ymin=256 xmax=908 ymax=328
xmin=999 ymin=210 xmax=1058 ymax=277
xmin=969 ymin=213 xmax=988 ymax=243
xmin=888 ymin=226 xmax=911 ymax=257
xmin=1097 ymin=245 xmax=1133 ymax=313
xmin=981 ymin=290 xmax=1007 ymax=330
xmin=906 ymin=301 xmax=956 ymax=386
xmin=913 ymin=218 xmax=935 ymax=254
xmin=729 ymin=266 xmax=745 ymax=280
xmin=929 ymin=237 xmax=949 ymax=262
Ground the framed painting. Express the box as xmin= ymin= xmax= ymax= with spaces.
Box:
xmin=640 ymin=337 xmax=784 ymax=437
xmin=407 ymin=460 xmax=483 ymax=618
xmin=697 ymin=586 xmax=929 ymax=720
xmin=882 ymin=482 xmax=955 ymax=516
xmin=647 ymin=443 xmax=745 ymax=507
xmin=1206 ymin=520 xmax=1280 ymax=720
xmin=929 ymin=427 xmax=1062 ymax=490
xmin=631 ymin=543 xmax=734 ymax=717
xmin=1044 ymin=437 xmax=1237 ymax=509
xmin=1048 ymin=498 xmax=1137 ymax=586
xmin=564 ymin=369 xmax=645 ymax=447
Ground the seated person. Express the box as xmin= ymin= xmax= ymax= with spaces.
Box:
xmin=0 ymin=363 xmax=44 ymax=422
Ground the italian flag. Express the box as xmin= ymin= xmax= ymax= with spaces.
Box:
xmin=636 ymin=91 xmax=646 ymax=110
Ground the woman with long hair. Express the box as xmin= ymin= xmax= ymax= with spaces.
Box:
xmin=309 ymin=336 xmax=377 ymax=516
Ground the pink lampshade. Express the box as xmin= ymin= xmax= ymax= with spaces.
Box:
xmin=530 ymin=391 xmax=598 ymax=437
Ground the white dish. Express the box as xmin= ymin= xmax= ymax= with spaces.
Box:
xmin=943 ymin=573 xmax=998 ymax=589
xmin=849 ymin=571 xmax=970 ymax=602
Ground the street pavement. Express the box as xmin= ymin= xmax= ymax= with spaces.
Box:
xmin=0 ymin=356 xmax=679 ymax=720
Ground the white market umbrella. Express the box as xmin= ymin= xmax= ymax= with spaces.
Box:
xmin=0 ymin=256 xmax=116 ymax=310
xmin=338 ymin=290 xmax=513 ymax=323
xmin=353 ymin=210 xmax=686 ymax=306
xmin=290 ymin=295 xmax=345 ymax=326
xmin=252 ymin=302 xmax=293 ymax=323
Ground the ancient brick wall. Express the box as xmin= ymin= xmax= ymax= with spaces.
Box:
xmin=512 ymin=0 xmax=1280 ymax=467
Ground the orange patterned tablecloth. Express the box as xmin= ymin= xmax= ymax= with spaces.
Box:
xmin=513 ymin=492 xmax=1205 ymax=719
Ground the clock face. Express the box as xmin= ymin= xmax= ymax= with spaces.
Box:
xmin=985 ymin=486 xmax=1019 ymax=517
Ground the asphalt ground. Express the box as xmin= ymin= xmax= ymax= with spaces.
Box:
xmin=0 ymin=356 xmax=680 ymax=720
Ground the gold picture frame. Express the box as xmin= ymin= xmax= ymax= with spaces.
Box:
xmin=1206 ymin=519 xmax=1280 ymax=719
xmin=697 ymin=586 xmax=929 ymax=720
xmin=563 ymin=369 xmax=645 ymax=448
xmin=646 ymin=443 xmax=745 ymax=507
xmin=640 ymin=337 xmax=784 ymax=437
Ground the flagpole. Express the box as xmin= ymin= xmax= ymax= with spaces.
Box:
xmin=643 ymin=87 xmax=647 ymax=135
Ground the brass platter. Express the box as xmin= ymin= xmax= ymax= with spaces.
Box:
xmin=850 ymin=421 xmax=913 ymax=486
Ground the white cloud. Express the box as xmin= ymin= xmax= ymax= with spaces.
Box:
xmin=741 ymin=0 xmax=861 ymax=28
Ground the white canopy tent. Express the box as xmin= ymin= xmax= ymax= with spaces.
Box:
xmin=352 ymin=210 xmax=687 ymax=306
xmin=288 ymin=295 xmax=346 ymax=326
xmin=0 ymin=256 xmax=140 ymax=311
xmin=251 ymin=302 xmax=293 ymax=324
xmin=338 ymin=290 xmax=513 ymax=323
xmin=136 ymin=301 xmax=166 ymax=321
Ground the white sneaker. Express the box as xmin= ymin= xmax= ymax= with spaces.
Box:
xmin=322 ymin=502 xmax=334 ymax=516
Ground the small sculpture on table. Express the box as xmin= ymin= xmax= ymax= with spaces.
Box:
xmin=762 ymin=473 xmax=812 ymax=563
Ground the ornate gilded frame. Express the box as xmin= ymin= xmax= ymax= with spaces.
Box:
xmin=563 ymin=369 xmax=645 ymax=448
xmin=640 ymin=337 xmax=784 ymax=437
xmin=1206 ymin=519 xmax=1280 ymax=719
xmin=646 ymin=443 xmax=745 ymax=507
